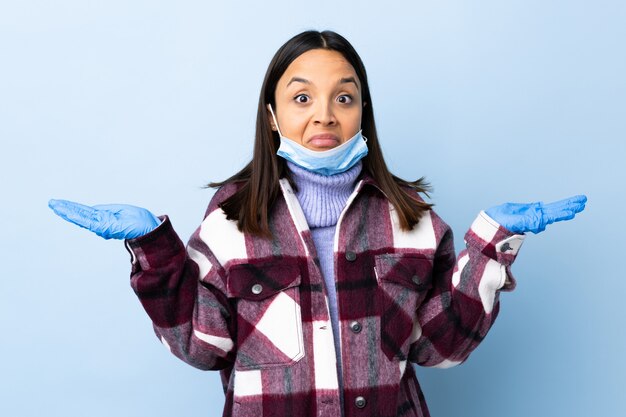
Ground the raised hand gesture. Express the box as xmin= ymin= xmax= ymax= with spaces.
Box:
xmin=485 ymin=195 xmax=587 ymax=234
xmin=48 ymin=199 xmax=160 ymax=240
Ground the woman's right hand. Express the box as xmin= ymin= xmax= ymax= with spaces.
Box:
xmin=48 ymin=199 xmax=161 ymax=240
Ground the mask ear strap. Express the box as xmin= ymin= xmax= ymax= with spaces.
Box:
xmin=267 ymin=104 xmax=283 ymax=137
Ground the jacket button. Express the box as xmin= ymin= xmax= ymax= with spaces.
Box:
xmin=251 ymin=284 xmax=263 ymax=295
xmin=411 ymin=275 xmax=420 ymax=284
xmin=345 ymin=251 xmax=357 ymax=261
xmin=355 ymin=396 xmax=367 ymax=408
xmin=350 ymin=321 xmax=362 ymax=333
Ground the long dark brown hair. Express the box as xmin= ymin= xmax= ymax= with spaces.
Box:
xmin=210 ymin=30 xmax=432 ymax=238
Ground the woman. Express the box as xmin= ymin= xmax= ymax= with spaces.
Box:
xmin=49 ymin=30 xmax=586 ymax=417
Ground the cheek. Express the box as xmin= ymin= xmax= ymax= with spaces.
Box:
xmin=344 ymin=110 xmax=363 ymax=135
xmin=280 ymin=115 xmax=309 ymax=140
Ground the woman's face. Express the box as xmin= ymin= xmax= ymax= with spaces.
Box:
xmin=269 ymin=49 xmax=363 ymax=151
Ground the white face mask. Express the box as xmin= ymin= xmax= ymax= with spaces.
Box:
xmin=268 ymin=104 xmax=368 ymax=176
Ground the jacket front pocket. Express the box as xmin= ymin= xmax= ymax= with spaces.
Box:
xmin=226 ymin=260 xmax=305 ymax=370
xmin=375 ymin=253 xmax=433 ymax=361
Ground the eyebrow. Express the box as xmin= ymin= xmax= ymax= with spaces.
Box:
xmin=286 ymin=77 xmax=311 ymax=87
xmin=286 ymin=76 xmax=360 ymax=90
xmin=339 ymin=76 xmax=359 ymax=89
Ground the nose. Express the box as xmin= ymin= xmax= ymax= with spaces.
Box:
xmin=313 ymin=100 xmax=337 ymax=126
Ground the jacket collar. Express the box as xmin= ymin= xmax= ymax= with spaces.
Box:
xmin=356 ymin=170 xmax=388 ymax=199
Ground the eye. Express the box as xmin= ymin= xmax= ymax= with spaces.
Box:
xmin=294 ymin=94 xmax=309 ymax=103
xmin=337 ymin=94 xmax=353 ymax=104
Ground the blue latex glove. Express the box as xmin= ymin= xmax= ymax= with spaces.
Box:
xmin=48 ymin=199 xmax=161 ymax=240
xmin=485 ymin=195 xmax=587 ymax=234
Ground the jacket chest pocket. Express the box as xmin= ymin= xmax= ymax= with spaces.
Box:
xmin=226 ymin=261 xmax=305 ymax=370
xmin=375 ymin=253 xmax=433 ymax=362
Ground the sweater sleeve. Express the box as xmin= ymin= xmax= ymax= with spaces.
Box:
xmin=124 ymin=215 xmax=236 ymax=371
xmin=408 ymin=211 xmax=525 ymax=368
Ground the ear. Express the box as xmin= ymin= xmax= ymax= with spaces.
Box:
xmin=363 ymin=101 xmax=367 ymax=108
xmin=266 ymin=104 xmax=278 ymax=131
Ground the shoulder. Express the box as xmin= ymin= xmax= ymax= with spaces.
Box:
xmin=202 ymin=182 xmax=243 ymax=219
xmin=194 ymin=182 xmax=249 ymax=268
xmin=395 ymin=185 xmax=452 ymax=238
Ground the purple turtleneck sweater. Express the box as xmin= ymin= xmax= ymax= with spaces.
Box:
xmin=286 ymin=160 xmax=362 ymax=399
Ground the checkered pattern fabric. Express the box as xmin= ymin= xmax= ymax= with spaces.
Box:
xmin=125 ymin=173 xmax=525 ymax=417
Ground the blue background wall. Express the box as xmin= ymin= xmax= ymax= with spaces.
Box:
xmin=1 ymin=1 xmax=624 ymax=416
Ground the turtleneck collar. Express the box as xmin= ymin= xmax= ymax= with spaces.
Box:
xmin=286 ymin=160 xmax=363 ymax=228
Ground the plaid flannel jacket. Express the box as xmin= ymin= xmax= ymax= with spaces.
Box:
xmin=125 ymin=173 xmax=525 ymax=417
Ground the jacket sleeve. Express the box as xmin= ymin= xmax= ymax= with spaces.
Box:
xmin=408 ymin=211 xmax=525 ymax=368
xmin=124 ymin=215 xmax=236 ymax=371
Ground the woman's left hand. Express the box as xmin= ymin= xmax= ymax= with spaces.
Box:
xmin=485 ymin=195 xmax=587 ymax=234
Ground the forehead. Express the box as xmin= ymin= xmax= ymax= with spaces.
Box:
xmin=279 ymin=49 xmax=360 ymax=88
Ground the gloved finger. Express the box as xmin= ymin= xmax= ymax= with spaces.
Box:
xmin=546 ymin=195 xmax=587 ymax=214
xmin=545 ymin=195 xmax=587 ymax=211
xmin=48 ymin=199 xmax=102 ymax=230
xmin=92 ymin=204 xmax=124 ymax=212
xmin=541 ymin=195 xmax=587 ymax=225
